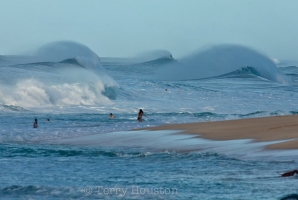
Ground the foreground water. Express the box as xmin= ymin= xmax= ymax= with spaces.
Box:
xmin=1 ymin=143 xmax=298 ymax=199
xmin=0 ymin=42 xmax=298 ymax=199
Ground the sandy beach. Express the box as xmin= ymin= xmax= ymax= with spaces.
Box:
xmin=140 ymin=115 xmax=298 ymax=150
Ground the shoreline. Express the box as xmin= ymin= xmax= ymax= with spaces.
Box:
xmin=139 ymin=115 xmax=298 ymax=150
xmin=49 ymin=114 xmax=298 ymax=160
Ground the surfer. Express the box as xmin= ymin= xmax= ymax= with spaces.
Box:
xmin=33 ymin=119 xmax=38 ymax=128
xmin=137 ymin=109 xmax=146 ymax=122
xmin=109 ymin=113 xmax=116 ymax=118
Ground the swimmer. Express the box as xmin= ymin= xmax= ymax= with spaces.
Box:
xmin=137 ymin=109 xmax=146 ymax=122
xmin=109 ymin=113 xmax=116 ymax=118
xmin=33 ymin=119 xmax=38 ymax=128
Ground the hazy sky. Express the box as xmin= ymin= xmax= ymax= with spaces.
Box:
xmin=1 ymin=0 xmax=298 ymax=60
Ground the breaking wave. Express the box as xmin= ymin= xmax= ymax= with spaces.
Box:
xmin=0 ymin=41 xmax=119 ymax=108
xmin=157 ymin=44 xmax=292 ymax=84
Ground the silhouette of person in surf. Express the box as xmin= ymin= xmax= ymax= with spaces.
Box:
xmin=137 ymin=109 xmax=146 ymax=122
xmin=109 ymin=113 xmax=116 ymax=118
xmin=33 ymin=119 xmax=38 ymax=128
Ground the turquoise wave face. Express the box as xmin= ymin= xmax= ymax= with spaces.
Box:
xmin=156 ymin=44 xmax=292 ymax=84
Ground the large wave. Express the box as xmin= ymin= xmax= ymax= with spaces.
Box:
xmin=157 ymin=44 xmax=292 ymax=84
xmin=0 ymin=41 xmax=119 ymax=109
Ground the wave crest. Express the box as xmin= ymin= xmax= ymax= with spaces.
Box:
xmin=34 ymin=41 xmax=100 ymax=62
xmin=157 ymin=44 xmax=292 ymax=84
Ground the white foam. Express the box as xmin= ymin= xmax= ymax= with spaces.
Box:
xmin=50 ymin=129 xmax=298 ymax=161
xmin=0 ymin=78 xmax=112 ymax=108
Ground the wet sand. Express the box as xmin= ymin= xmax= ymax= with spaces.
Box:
xmin=139 ymin=115 xmax=298 ymax=150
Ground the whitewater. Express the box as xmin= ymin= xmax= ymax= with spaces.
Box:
xmin=1 ymin=41 xmax=298 ymax=199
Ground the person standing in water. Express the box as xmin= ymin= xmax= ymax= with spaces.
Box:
xmin=109 ymin=113 xmax=116 ymax=118
xmin=33 ymin=119 xmax=38 ymax=128
xmin=137 ymin=109 xmax=146 ymax=122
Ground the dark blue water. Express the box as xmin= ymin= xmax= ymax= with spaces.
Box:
xmin=1 ymin=144 xmax=297 ymax=199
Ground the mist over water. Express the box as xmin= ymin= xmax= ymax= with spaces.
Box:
xmin=34 ymin=41 xmax=100 ymax=63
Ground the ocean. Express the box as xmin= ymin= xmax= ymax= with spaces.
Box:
xmin=0 ymin=41 xmax=298 ymax=199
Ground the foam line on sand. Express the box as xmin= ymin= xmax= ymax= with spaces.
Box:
xmin=139 ymin=115 xmax=298 ymax=150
